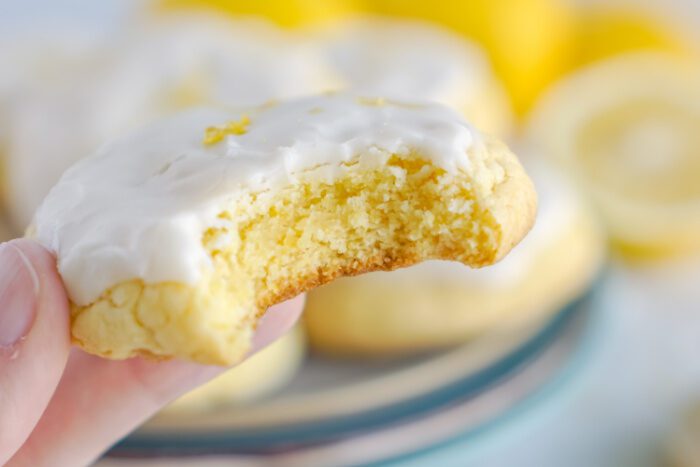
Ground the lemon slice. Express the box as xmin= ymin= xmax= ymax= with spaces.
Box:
xmin=528 ymin=53 xmax=700 ymax=258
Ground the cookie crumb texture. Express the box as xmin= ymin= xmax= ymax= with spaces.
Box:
xmin=71 ymin=146 xmax=533 ymax=365
xmin=304 ymin=212 xmax=602 ymax=355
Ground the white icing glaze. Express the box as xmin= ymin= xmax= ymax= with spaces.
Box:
xmin=7 ymin=14 xmax=335 ymax=229
xmin=368 ymin=160 xmax=580 ymax=287
xmin=33 ymin=93 xmax=482 ymax=306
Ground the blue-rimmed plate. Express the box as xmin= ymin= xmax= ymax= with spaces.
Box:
xmin=108 ymin=280 xmax=600 ymax=462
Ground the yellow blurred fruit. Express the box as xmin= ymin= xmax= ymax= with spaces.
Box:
xmin=366 ymin=0 xmax=575 ymax=116
xmin=572 ymin=7 xmax=695 ymax=68
xmin=528 ymin=54 xmax=700 ymax=259
xmin=157 ymin=0 xmax=358 ymax=27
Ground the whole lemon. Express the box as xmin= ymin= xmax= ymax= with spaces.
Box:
xmin=366 ymin=0 xmax=575 ymax=116
xmin=571 ymin=7 xmax=695 ymax=69
xmin=158 ymin=0 xmax=358 ymax=27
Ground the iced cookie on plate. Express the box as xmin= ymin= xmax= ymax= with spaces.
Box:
xmin=528 ymin=53 xmax=700 ymax=259
xmin=0 ymin=23 xmax=103 ymax=129
xmin=6 ymin=13 xmax=333 ymax=230
xmin=313 ymin=17 xmax=512 ymax=137
xmin=0 ymin=24 xmax=104 ymax=214
xmin=31 ymin=93 xmax=536 ymax=365
xmin=304 ymin=161 xmax=605 ymax=356
xmin=165 ymin=326 xmax=305 ymax=412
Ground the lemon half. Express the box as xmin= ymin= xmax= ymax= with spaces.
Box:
xmin=528 ymin=53 xmax=700 ymax=259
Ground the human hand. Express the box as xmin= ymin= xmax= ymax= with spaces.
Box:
xmin=0 ymin=239 xmax=304 ymax=466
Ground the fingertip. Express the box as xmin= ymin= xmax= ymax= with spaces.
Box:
xmin=4 ymin=239 xmax=71 ymax=350
xmin=9 ymin=239 xmax=66 ymax=298
xmin=0 ymin=239 xmax=70 ymax=464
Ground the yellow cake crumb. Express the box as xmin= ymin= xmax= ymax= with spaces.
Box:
xmin=303 ymin=209 xmax=604 ymax=355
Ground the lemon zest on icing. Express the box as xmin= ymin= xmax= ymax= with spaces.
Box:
xmin=203 ymin=115 xmax=251 ymax=145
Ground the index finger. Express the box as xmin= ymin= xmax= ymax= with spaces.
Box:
xmin=7 ymin=295 xmax=304 ymax=467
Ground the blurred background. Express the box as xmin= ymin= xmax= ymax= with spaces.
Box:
xmin=1 ymin=0 xmax=700 ymax=465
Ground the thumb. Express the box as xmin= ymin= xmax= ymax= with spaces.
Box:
xmin=0 ymin=239 xmax=71 ymax=465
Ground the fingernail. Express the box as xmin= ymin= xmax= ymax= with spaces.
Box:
xmin=0 ymin=242 xmax=40 ymax=349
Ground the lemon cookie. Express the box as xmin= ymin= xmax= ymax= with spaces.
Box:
xmin=528 ymin=53 xmax=700 ymax=258
xmin=315 ymin=17 xmax=512 ymax=137
xmin=32 ymin=93 xmax=536 ymax=365
xmin=6 ymin=13 xmax=333 ymax=230
xmin=304 ymin=162 xmax=605 ymax=355
xmin=0 ymin=25 xmax=104 ymax=215
xmin=166 ymin=326 xmax=305 ymax=412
